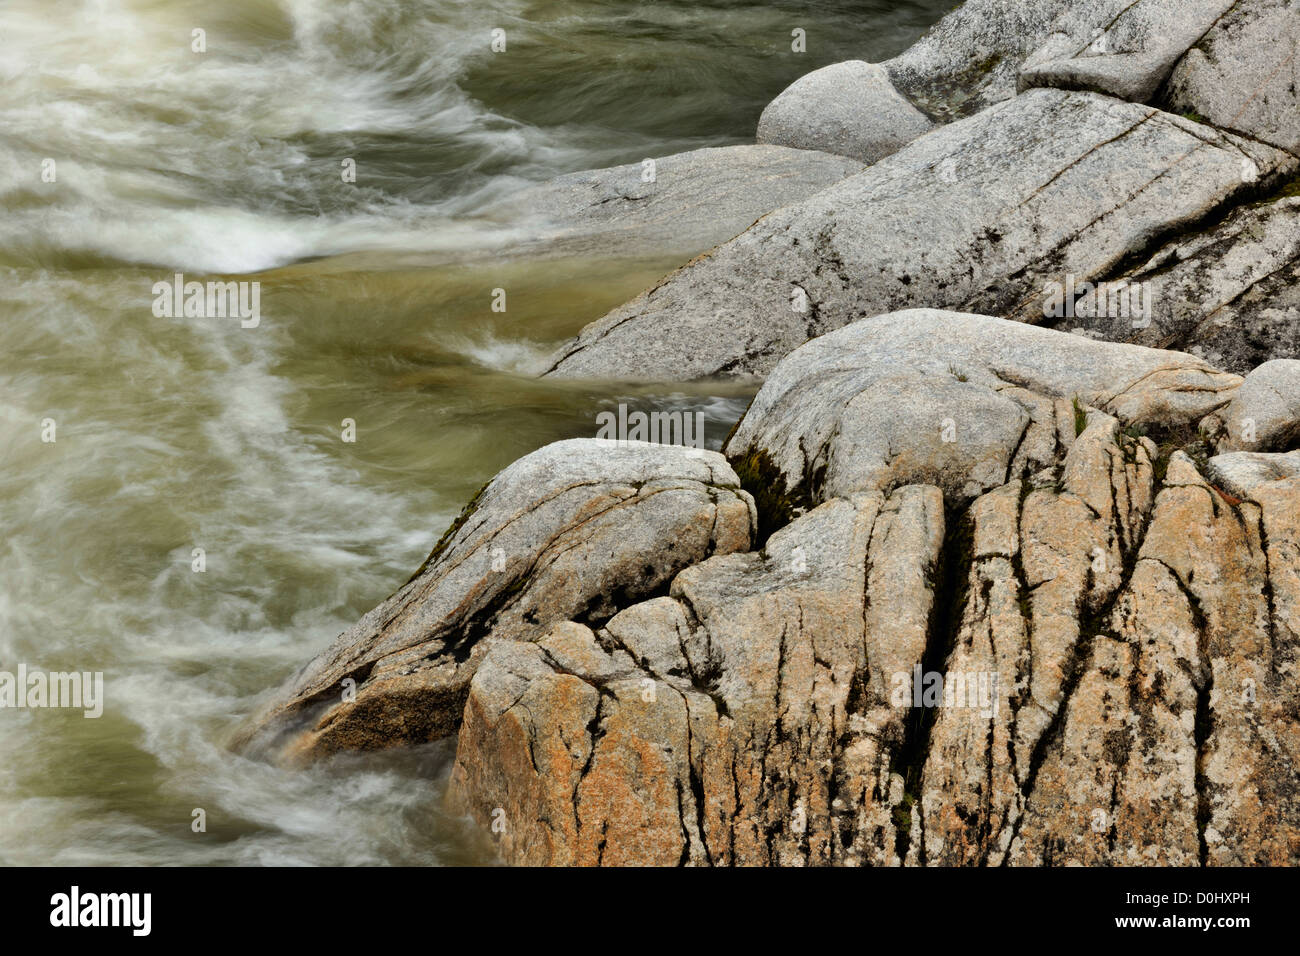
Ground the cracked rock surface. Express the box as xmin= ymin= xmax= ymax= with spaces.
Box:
xmin=236 ymin=439 xmax=756 ymax=764
xmin=449 ymin=315 xmax=1300 ymax=865
xmin=1049 ymin=194 xmax=1300 ymax=372
xmin=448 ymin=487 xmax=946 ymax=865
xmin=1004 ymin=452 xmax=1300 ymax=865
xmin=1160 ymin=0 xmax=1300 ymax=156
xmin=1017 ymin=0 xmax=1238 ymax=104
xmin=880 ymin=0 xmax=1254 ymax=120
xmin=881 ymin=0 xmax=1077 ymax=120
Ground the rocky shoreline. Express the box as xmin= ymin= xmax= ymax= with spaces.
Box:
xmin=239 ymin=0 xmax=1300 ymax=865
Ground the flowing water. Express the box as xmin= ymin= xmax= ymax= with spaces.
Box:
xmin=0 ymin=0 xmax=947 ymax=865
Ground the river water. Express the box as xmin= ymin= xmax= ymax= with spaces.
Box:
xmin=0 ymin=0 xmax=946 ymax=865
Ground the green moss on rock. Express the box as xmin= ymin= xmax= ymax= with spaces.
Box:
xmin=728 ymin=446 xmax=812 ymax=546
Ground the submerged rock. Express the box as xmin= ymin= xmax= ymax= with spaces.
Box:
xmin=472 ymin=145 xmax=862 ymax=261
xmin=236 ymin=439 xmax=755 ymax=763
xmin=543 ymin=90 xmax=1295 ymax=383
xmin=756 ymin=61 xmax=934 ymax=163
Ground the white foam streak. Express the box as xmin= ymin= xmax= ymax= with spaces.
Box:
xmin=0 ymin=0 xmax=561 ymax=272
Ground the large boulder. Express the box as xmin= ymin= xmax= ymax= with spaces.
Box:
xmin=543 ymin=90 xmax=1296 ymax=383
xmin=1160 ymin=0 xmax=1300 ymax=155
xmin=723 ymin=310 xmax=1241 ymax=513
xmin=449 ymin=331 xmax=1300 ymax=864
xmin=756 ymin=61 xmax=934 ymax=163
xmin=235 ymin=439 xmax=756 ymax=763
xmin=1218 ymin=359 xmax=1300 ymax=451
xmin=471 ymin=145 xmax=862 ymax=261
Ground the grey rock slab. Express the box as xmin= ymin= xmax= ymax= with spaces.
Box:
xmin=543 ymin=90 xmax=1296 ymax=384
xmin=1219 ymin=359 xmax=1300 ymax=450
xmin=1206 ymin=449 xmax=1300 ymax=496
xmin=756 ymin=61 xmax=934 ymax=163
xmin=883 ymin=0 xmax=1077 ymax=120
xmin=235 ymin=438 xmax=756 ymax=763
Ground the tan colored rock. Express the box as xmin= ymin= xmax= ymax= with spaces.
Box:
xmin=449 ymin=354 xmax=1300 ymax=866
xmin=1006 ymin=454 xmax=1300 ymax=864
xmin=448 ymin=487 xmax=947 ymax=865
xmin=920 ymin=413 xmax=1158 ymax=865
